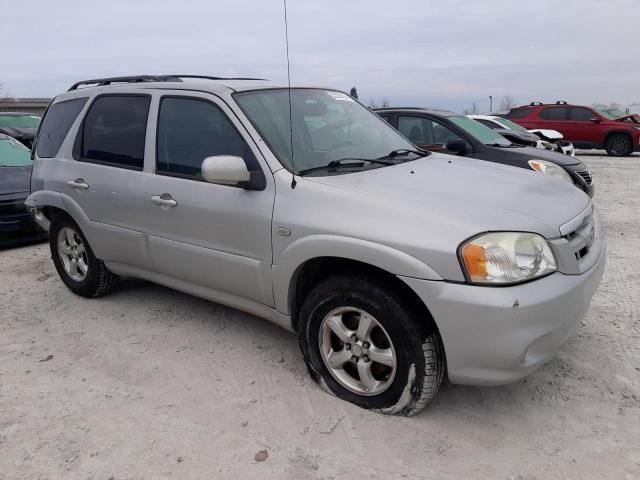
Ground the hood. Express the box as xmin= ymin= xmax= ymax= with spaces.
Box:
xmin=495 ymin=128 xmax=540 ymax=144
xmin=614 ymin=114 xmax=640 ymax=124
xmin=304 ymin=153 xmax=589 ymax=240
xmin=0 ymin=127 xmax=37 ymax=147
xmin=527 ymin=129 xmax=563 ymax=140
xmin=0 ymin=165 xmax=31 ymax=196
xmin=500 ymin=145 xmax=580 ymax=166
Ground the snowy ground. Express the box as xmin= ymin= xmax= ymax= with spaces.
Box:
xmin=1 ymin=153 xmax=639 ymax=480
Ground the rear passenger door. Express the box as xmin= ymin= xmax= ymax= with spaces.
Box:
xmin=139 ymin=92 xmax=275 ymax=307
xmin=62 ymin=94 xmax=155 ymax=269
xmin=538 ymin=106 xmax=571 ymax=138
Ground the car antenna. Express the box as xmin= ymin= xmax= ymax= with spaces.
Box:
xmin=283 ymin=0 xmax=296 ymax=189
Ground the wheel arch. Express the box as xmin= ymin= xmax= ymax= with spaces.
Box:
xmin=604 ymin=130 xmax=633 ymax=146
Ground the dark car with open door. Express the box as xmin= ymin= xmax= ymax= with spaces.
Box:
xmin=375 ymin=108 xmax=593 ymax=197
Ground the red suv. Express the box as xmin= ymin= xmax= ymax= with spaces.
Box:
xmin=504 ymin=101 xmax=640 ymax=156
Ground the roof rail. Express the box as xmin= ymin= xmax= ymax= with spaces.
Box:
xmin=168 ymin=74 xmax=268 ymax=81
xmin=530 ymin=101 xmax=543 ymax=106
xmin=555 ymin=100 xmax=568 ymax=105
xmin=68 ymin=74 xmax=268 ymax=91
xmin=68 ymin=75 xmax=183 ymax=91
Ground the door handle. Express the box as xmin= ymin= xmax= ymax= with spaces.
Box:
xmin=151 ymin=194 xmax=178 ymax=208
xmin=66 ymin=178 xmax=89 ymax=190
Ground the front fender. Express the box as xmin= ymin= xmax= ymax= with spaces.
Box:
xmin=273 ymin=234 xmax=443 ymax=315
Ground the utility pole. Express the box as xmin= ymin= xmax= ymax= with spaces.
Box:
xmin=489 ymin=95 xmax=493 ymax=112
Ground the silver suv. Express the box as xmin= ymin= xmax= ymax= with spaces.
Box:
xmin=27 ymin=75 xmax=605 ymax=415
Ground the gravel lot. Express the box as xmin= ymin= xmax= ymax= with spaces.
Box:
xmin=1 ymin=153 xmax=639 ymax=480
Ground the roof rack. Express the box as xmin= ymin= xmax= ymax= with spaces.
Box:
xmin=68 ymin=75 xmax=183 ymax=91
xmin=555 ymin=100 xmax=568 ymax=105
xmin=530 ymin=101 xmax=543 ymax=106
xmin=68 ymin=74 xmax=268 ymax=91
xmin=168 ymin=74 xmax=267 ymax=81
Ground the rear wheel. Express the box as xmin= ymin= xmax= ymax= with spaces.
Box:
xmin=298 ymin=274 xmax=445 ymax=416
xmin=49 ymin=215 xmax=118 ymax=297
xmin=605 ymin=134 xmax=633 ymax=156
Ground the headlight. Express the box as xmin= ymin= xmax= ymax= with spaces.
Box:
xmin=528 ymin=159 xmax=573 ymax=183
xmin=460 ymin=232 xmax=557 ymax=285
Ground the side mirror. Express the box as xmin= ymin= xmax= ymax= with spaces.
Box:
xmin=201 ymin=156 xmax=265 ymax=190
xmin=446 ymin=139 xmax=468 ymax=155
xmin=589 ymin=117 xmax=601 ymax=123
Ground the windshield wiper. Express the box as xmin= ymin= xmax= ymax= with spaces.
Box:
xmin=297 ymin=158 xmax=394 ymax=176
xmin=378 ymin=148 xmax=429 ymax=159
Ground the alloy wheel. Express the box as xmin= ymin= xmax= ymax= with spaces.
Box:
xmin=57 ymin=226 xmax=89 ymax=282
xmin=318 ymin=306 xmax=397 ymax=396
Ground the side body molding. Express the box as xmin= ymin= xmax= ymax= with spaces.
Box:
xmin=272 ymin=234 xmax=443 ymax=315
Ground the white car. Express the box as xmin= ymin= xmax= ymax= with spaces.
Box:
xmin=469 ymin=114 xmax=575 ymax=157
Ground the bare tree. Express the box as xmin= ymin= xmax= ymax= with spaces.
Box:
xmin=368 ymin=97 xmax=390 ymax=109
xmin=499 ymin=95 xmax=516 ymax=111
xmin=462 ymin=101 xmax=479 ymax=115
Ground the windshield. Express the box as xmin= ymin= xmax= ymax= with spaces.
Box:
xmin=0 ymin=136 xmax=32 ymax=166
xmin=234 ymin=89 xmax=416 ymax=173
xmin=449 ymin=116 xmax=511 ymax=146
xmin=494 ymin=117 xmax=527 ymax=132
xmin=596 ymin=108 xmax=625 ymax=120
xmin=0 ymin=114 xmax=41 ymax=128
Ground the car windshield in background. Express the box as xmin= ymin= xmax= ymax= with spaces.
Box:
xmin=449 ymin=116 xmax=511 ymax=146
xmin=0 ymin=135 xmax=32 ymax=166
xmin=495 ymin=118 xmax=528 ymax=132
xmin=234 ymin=89 xmax=417 ymax=174
xmin=596 ymin=108 xmax=626 ymax=120
xmin=0 ymin=114 xmax=41 ymax=128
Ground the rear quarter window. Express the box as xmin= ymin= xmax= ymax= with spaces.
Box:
xmin=35 ymin=97 xmax=88 ymax=158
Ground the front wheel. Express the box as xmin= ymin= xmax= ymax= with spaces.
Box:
xmin=49 ymin=214 xmax=119 ymax=298
xmin=298 ymin=274 xmax=445 ymax=416
xmin=605 ymin=134 xmax=633 ymax=156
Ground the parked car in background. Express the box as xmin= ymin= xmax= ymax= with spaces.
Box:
xmin=0 ymin=112 xmax=42 ymax=149
xmin=27 ymin=75 xmax=605 ymax=415
xmin=503 ymin=101 xmax=640 ymax=156
xmin=375 ymin=108 xmax=593 ymax=196
xmin=468 ymin=114 xmax=575 ymax=157
xmin=0 ymin=133 xmax=44 ymax=246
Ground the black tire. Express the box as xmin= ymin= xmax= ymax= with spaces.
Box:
xmin=605 ymin=133 xmax=633 ymax=156
xmin=49 ymin=214 xmax=118 ymax=298
xmin=298 ymin=274 xmax=445 ymax=416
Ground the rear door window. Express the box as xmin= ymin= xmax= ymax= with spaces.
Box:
xmin=78 ymin=95 xmax=151 ymax=170
xmin=505 ymin=107 xmax=533 ymax=119
xmin=36 ymin=97 xmax=88 ymax=158
xmin=540 ymin=107 xmax=569 ymax=120
xmin=156 ymin=96 xmax=258 ymax=179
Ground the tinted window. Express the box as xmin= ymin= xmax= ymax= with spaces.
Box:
xmin=36 ymin=98 xmax=87 ymax=158
xmin=398 ymin=116 xmax=464 ymax=145
xmin=80 ymin=95 xmax=150 ymax=170
xmin=570 ymin=107 xmax=595 ymax=121
xmin=540 ymin=107 xmax=568 ymax=120
xmin=156 ymin=97 xmax=258 ymax=178
xmin=505 ymin=107 xmax=533 ymax=119
xmin=476 ymin=119 xmax=500 ymax=129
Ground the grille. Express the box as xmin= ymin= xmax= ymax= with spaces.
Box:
xmin=576 ymin=169 xmax=593 ymax=186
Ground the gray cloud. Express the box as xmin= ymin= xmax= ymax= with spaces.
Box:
xmin=2 ymin=0 xmax=639 ymax=112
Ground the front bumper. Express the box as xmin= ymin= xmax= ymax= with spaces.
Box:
xmin=401 ymin=241 xmax=606 ymax=386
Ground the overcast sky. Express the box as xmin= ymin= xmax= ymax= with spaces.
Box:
xmin=2 ymin=0 xmax=639 ymax=112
